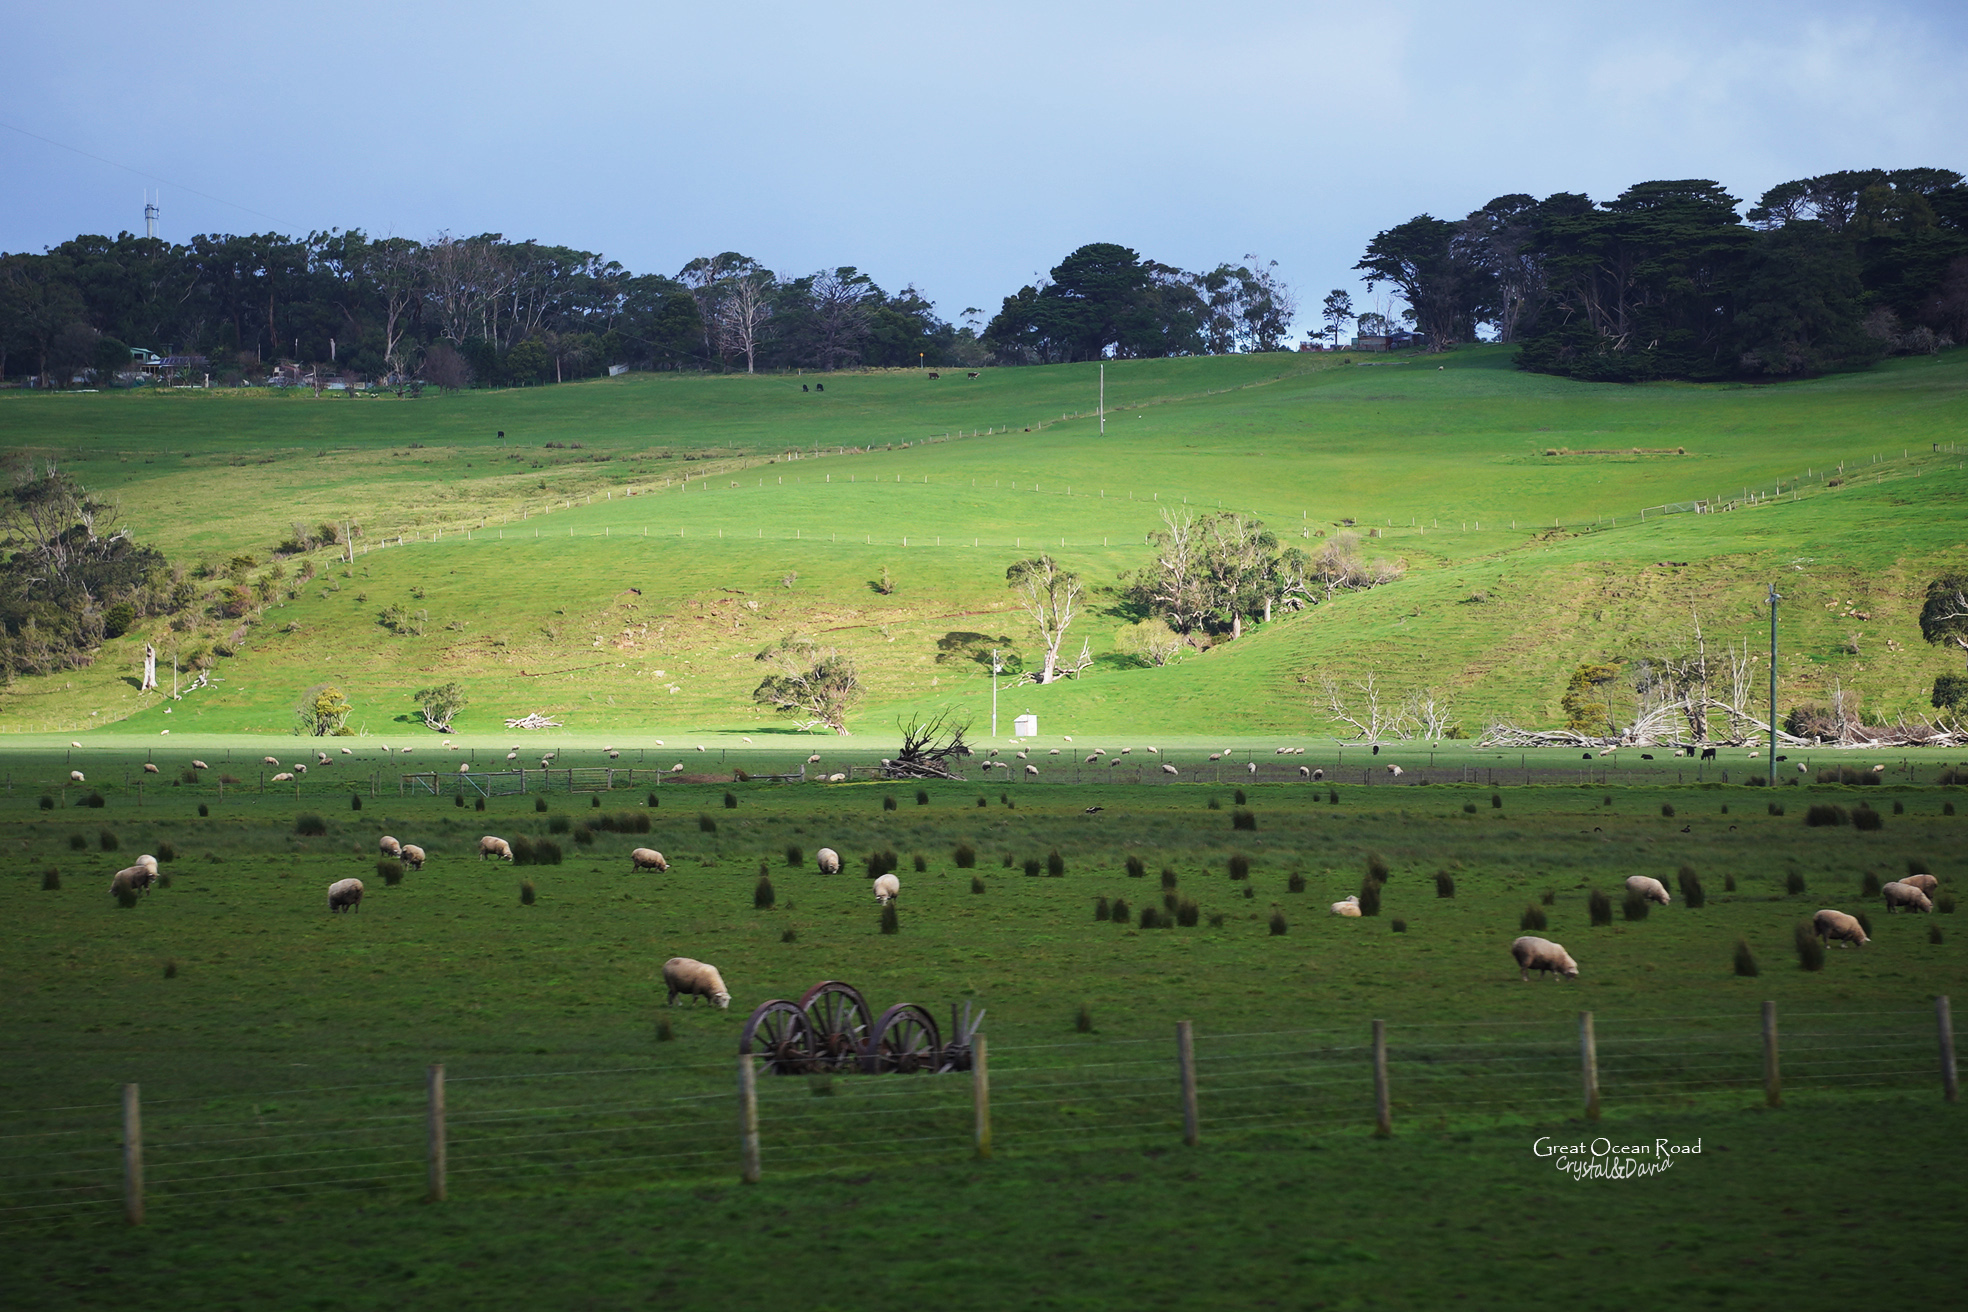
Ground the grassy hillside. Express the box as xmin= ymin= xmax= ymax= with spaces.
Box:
xmin=3 ymin=348 xmax=1966 ymax=739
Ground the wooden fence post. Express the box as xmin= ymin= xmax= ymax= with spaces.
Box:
xmin=122 ymin=1082 xmax=143 ymax=1226
xmin=1371 ymin=1019 xmax=1390 ymax=1137
xmin=1580 ymin=1012 xmax=1601 ymax=1121
xmin=972 ymin=1034 xmax=991 ymax=1160
xmin=1176 ymin=1020 xmax=1199 ymax=1147
xmin=1762 ymin=1001 xmax=1782 ymax=1108
xmin=427 ymin=1064 xmax=446 ymax=1202
xmin=1940 ymin=996 xmax=1959 ymax=1104
xmin=738 ymin=1056 xmax=761 ymax=1183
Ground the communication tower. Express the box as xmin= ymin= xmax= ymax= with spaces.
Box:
xmin=143 ymin=192 xmax=159 ymax=239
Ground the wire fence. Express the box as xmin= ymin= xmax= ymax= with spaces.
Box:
xmin=3 ymin=1000 xmax=1954 ymax=1232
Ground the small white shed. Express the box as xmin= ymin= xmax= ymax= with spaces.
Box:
xmin=1013 ymin=714 xmax=1038 ymax=737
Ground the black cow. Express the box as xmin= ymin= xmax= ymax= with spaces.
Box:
xmin=1699 ymin=747 xmax=1717 ymax=761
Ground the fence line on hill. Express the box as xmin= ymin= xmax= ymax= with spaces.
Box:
xmin=2 ymin=999 xmax=1953 ymax=1232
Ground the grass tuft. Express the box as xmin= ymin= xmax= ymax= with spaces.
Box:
xmin=1786 ymin=871 xmax=1807 ymax=895
xmin=1491 ymin=793 xmax=1502 ymax=809
xmin=41 ymin=866 xmax=60 ymax=890
xmin=1047 ymin=850 xmax=1065 ymax=877
xmin=1733 ymin=938 xmax=1760 ymax=976
xmin=1660 ymin=803 xmax=1675 ymax=818
xmin=1125 ymin=855 xmax=1145 ymax=878
xmin=1677 ymin=866 xmax=1706 ymax=909
xmin=755 ymin=875 xmax=775 ymax=909
xmin=698 ymin=814 xmax=717 ymax=833
xmin=99 ymin=828 xmax=119 ymax=851
xmin=1435 ymin=871 xmax=1456 ymax=899
xmin=954 ymin=843 xmax=976 ymax=868
xmin=1110 ymin=897 xmax=1130 ymax=923
xmin=1794 ymin=921 xmax=1825 ymax=971
xmin=724 ymin=791 xmax=738 ymax=809
xmin=1367 ymin=853 xmax=1391 ymax=883
xmin=916 ymin=790 xmax=929 ymax=806
xmin=656 ymin=1018 xmax=675 ymax=1041
xmin=378 ymin=859 xmax=403 ymax=886
xmin=520 ymin=881 xmax=536 ymax=905
xmin=1023 ymin=858 xmax=1041 ymax=878
xmin=1094 ymin=896 xmax=1109 ymax=921
xmin=971 ymin=875 xmax=985 ymax=894
xmin=1851 ymin=805 xmax=1883 ymax=831
xmin=1622 ymin=891 xmax=1650 ymax=921
xmin=1232 ymin=808 xmax=1257 ymax=831
xmin=1076 ymin=1003 xmax=1093 ymax=1033
xmin=1269 ymin=909 xmax=1288 ymax=935
xmin=880 ymin=905 xmax=899 ymax=934
xmin=1588 ymin=889 xmax=1612 ymax=926
xmin=350 ymin=794 xmax=363 ymax=811
xmin=1805 ymin=804 xmax=1848 ymax=827
xmin=786 ymin=844 xmax=803 ymax=867
xmin=1391 ymin=918 xmax=1408 ymax=933
xmin=1288 ymin=871 xmax=1307 ymax=893
xmin=884 ymin=795 xmax=897 ymax=811
xmin=1520 ymin=904 xmax=1548 ymax=931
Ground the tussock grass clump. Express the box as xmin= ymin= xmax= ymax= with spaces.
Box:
xmin=646 ymin=792 xmax=659 ymax=808
xmin=1856 ymin=912 xmax=1873 ymax=938
xmin=1768 ymin=802 xmax=1785 ymax=816
xmin=1851 ymin=805 xmax=1883 ymax=831
xmin=197 ymin=804 xmax=208 ymax=817
xmin=454 ymin=796 xmax=465 ymax=808
xmin=1391 ymin=918 xmax=1408 ymax=933
xmin=1677 ymin=866 xmax=1706 ymax=909
xmin=511 ymin=836 xmax=562 ymax=866
xmin=156 ymin=842 xmax=176 ymax=863
xmin=865 ymin=849 xmax=899 ymax=877
xmin=536 ymin=797 xmax=549 ymax=812
xmin=1002 ymin=853 xmax=1014 ymax=868
xmin=1724 ymin=873 xmax=1737 ymax=892
xmin=1907 ymin=857 xmax=1931 ymax=876
xmin=1893 ymin=800 xmax=1904 ymax=814
xmin=913 ymin=854 xmax=927 ymax=872
xmin=1491 ymin=793 xmax=1503 ymax=809
xmin=1622 ymin=891 xmax=1651 ymax=922
xmin=1786 ymin=871 xmax=1807 ymax=895
xmin=38 ymin=795 xmax=53 ymax=811
xmin=1932 ymin=924 xmax=1945 ymax=945
xmin=1269 ymin=909 xmax=1288 ymax=935
xmin=1177 ymin=897 xmax=1200 ymax=927
xmin=1232 ymin=808 xmax=1257 ymax=832
xmin=953 ymin=843 xmax=976 ymax=868
xmin=1367 ymin=853 xmax=1391 ymax=883
xmin=1805 ymin=804 xmax=1848 ymax=827
xmin=378 ymin=859 xmax=404 ymax=886
xmin=1228 ymin=855 xmax=1250 ymax=881
xmin=1940 ymin=895 xmax=1957 ymax=914
xmin=1207 ymin=798 xmax=1221 ymax=811
xmin=977 ymin=797 xmax=988 ymax=808
xmin=755 ymin=875 xmax=776 ymax=909
xmin=1288 ymin=872 xmax=1307 ymax=893
xmin=1734 ymin=939 xmax=1760 ymax=976
xmin=573 ymin=826 xmax=595 ymax=846
xmin=1540 ymin=889 xmax=1556 ymax=906
xmin=1138 ymin=905 xmax=1163 ymax=929
xmin=1163 ymin=891 xmax=1178 ymax=913
xmin=883 ymin=795 xmax=897 ymax=811
xmin=99 ymin=828 xmax=120 ymax=851
xmin=1076 ymin=1003 xmax=1093 ymax=1033
xmin=68 ymin=833 xmax=88 ymax=851
xmin=1660 ymin=803 xmax=1675 ymax=818
xmin=880 ymin=905 xmax=899 ymax=934
xmin=548 ymin=814 xmax=571 ymax=834
xmin=1358 ymin=879 xmax=1382 ymax=917
xmin=520 ymin=881 xmax=536 ymax=905
xmin=1463 ymin=803 xmax=1477 ymax=813
xmin=1946 ymin=802 xmax=1957 ymax=816
xmin=698 ymin=814 xmax=718 ymax=833
xmin=593 ymin=811 xmax=651 ymax=834
xmin=1110 ymin=897 xmax=1130 ymax=923
xmin=1023 ymin=858 xmax=1041 ymax=878
xmin=1588 ymin=889 xmax=1612 ymax=926
xmin=350 ymin=794 xmax=363 ymax=811
xmin=724 ymin=791 xmax=738 ymax=809
xmin=1520 ymin=904 xmax=1548 ymax=932
xmin=1125 ymin=855 xmax=1145 ymax=878
xmin=1817 ymin=767 xmax=1878 ymax=786
xmin=916 ymin=790 xmax=929 ymax=806
xmin=1243 ymin=885 xmax=1255 ymax=899
xmin=1161 ymin=866 xmax=1179 ymax=890
xmin=85 ymin=792 xmax=106 ymax=808
xmin=113 ymin=882 xmax=139 ymax=909
xmin=1208 ymin=912 xmax=1226 ymax=928
xmin=785 ymin=844 xmax=803 ymax=867
xmin=1234 ymin=788 xmax=1247 ymax=805
xmin=163 ymin=959 xmax=178 ymax=979
xmin=41 ymin=867 xmax=60 ymax=890
xmin=1047 ymin=850 xmax=1065 ymax=877
xmin=475 ymin=797 xmax=486 ymax=812
xmin=781 ymin=927 xmax=798 ymax=943
xmin=656 ymin=1018 xmax=675 ymax=1041
xmin=1095 ymin=896 xmax=1110 ymax=921
xmin=1938 ymin=768 xmax=1968 ymax=786
xmin=971 ymin=876 xmax=985 ymax=894
xmin=1794 ymin=922 xmax=1825 ymax=971
xmin=1434 ymin=871 xmax=1456 ymax=899
xmin=1861 ymin=871 xmax=1881 ymax=896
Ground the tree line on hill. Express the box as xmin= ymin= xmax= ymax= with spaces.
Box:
xmin=1352 ymin=168 xmax=1968 ymax=380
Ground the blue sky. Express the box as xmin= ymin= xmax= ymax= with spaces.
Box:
xmin=3 ymin=0 xmax=1962 ymax=334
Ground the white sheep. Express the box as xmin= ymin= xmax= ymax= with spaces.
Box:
xmin=71 ymin=740 xmax=81 ymax=748
xmin=1510 ymin=936 xmax=1579 ymax=981
xmin=630 ymin=847 xmax=670 ymax=872
xmin=827 ymin=773 xmax=846 ymax=782
xmin=1813 ymin=909 xmax=1869 ymax=947
xmin=507 ymin=751 xmax=519 ymax=761
xmin=1025 ymin=764 xmax=1039 ymax=776
xmin=142 ymin=763 xmax=159 ymax=774
xmin=270 ymin=772 xmax=294 ymax=783
xmin=478 ymin=835 xmax=514 ymax=862
xmin=400 ymin=844 xmax=426 ymax=870
xmin=1299 ymin=766 xmax=1311 ymax=778
xmin=1882 ymin=881 xmax=1933 ymax=913
xmin=1312 ymin=768 xmax=1324 ymax=781
xmin=1330 ymin=895 xmax=1362 ymax=917
xmin=1248 ymin=762 xmax=1257 ymax=775
xmin=293 ymin=764 xmax=307 ymax=774
xmin=1625 ymin=875 xmax=1671 ymax=906
xmin=671 ymin=763 xmax=684 ymax=773
xmin=1049 ymin=748 xmax=1060 ymax=757
xmin=1146 ymin=747 xmax=1159 ymax=755
xmin=1121 ymin=747 xmax=1132 ymax=755
xmin=816 ymin=848 xmax=842 ymax=875
xmin=111 ymin=863 xmax=158 ymax=896
xmin=457 ymin=763 xmax=470 ymax=773
xmin=1386 ymin=764 xmax=1404 ymax=777
xmin=379 ymin=835 xmax=403 ymax=858
xmin=1161 ymin=763 xmax=1179 ymax=776
xmin=341 ymin=747 xmax=353 ymax=754
xmin=327 ymin=878 xmax=365 ymax=913
xmin=873 ymin=872 xmax=900 ymax=905
xmin=262 ymin=756 xmax=280 ymax=766
xmin=191 ymin=760 xmax=209 ymax=770
xmin=70 ymin=770 xmax=85 ymax=783
xmin=1901 ymin=873 xmax=1938 ymax=895
xmin=663 ymin=957 xmax=730 ymax=1008
xmin=1085 ymin=754 xmax=1099 ymax=763
xmin=808 ymin=754 xmax=822 ymax=764
xmin=1209 ymin=753 xmax=1220 ymax=762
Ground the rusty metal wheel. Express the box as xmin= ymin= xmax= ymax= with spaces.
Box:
xmin=798 ymin=980 xmax=873 ymax=1072
xmin=739 ymin=999 xmax=812 ymax=1075
xmin=865 ymin=1003 xmax=943 ymax=1074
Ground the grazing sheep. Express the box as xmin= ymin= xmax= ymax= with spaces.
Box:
xmin=191 ymin=760 xmax=209 ymax=770
xmin=327 ymin=878 xmax=365 ymax=913
xmin=142 ymin=763 xmax=159 ymax=774
xmin=478 ymin=835 xmax=514 ymax=862
xmin=1016 ymin=751 xmax=1028 ymax=760
xmin=1902 ymin=873 xmax=1938 ymax=895
xmin=1025 ymin=765 xmax=1039 ymax=776
xmin=816 ymin=847 xmax=841 ymax=874
xmin=630 ymin=847 xmax=670 ymax=872
xmin=1299 ymin=766 xmax=1311 ymax=778
xmin=1625 ymin=875 xmax=1671 ymax=906
xmin=507 ymin=752 xmax=519 ymax=761
xmin=71 ymin=740 xmax=82 ymax=748
xmin=663 ymin=957 xmax=731 ymax=1009
xmin=1049 ymin=748 xmax=1060 ymax=757
xmin=341 ymin=747 xmax=353 ymax=754
xmin=111 ymin=863 xmax=158 ymax=896
xmin=70 ymin=770 xmax=85 ymax=783
xmin=1882 ymin=881 xmax=1933 ymax=913
xmin=1312 ymin=768 xmax=1324 ymax=781
xmin=1813 ymin=908 xmax=1870 ymax=947
xmin=670 ymin=763 xmax=684 ymax=773
xmin=1511 ymin=936 xmax=1579 ymax=981
xmin=1871 ymin=764 xmax=1886 ymax=775
xmin=1086 ymin=754 xmax=1099 ymax=763
xmin=1330 ymin=896 xmax=1362 ymax=917
xmin=400 ymin=844 xmax=426 ymax=870
xmin=270 ymin=772 xmax=294 ymax=783
xmin=1161 ymin=763 xmax=1179 ymax=776
xmin=1797 ymin=762 xmax=1808 ymax=773
xmin=317 ymin=752 xmax=330 ymax=763
xmin=1209 ymin=753 xmax=1220 ymax=762
xmin=1147 ymin=747 xmax=1159 ymax=755
xmin=873 ymin=873 xmax=901 ymax=905
xmin=292 ymin=764 xmax=307 ymax=774
xmin=380 ymin=835 xmax=403 ymax=858
xmin=1248 ymin=762 xmax=1257 ymax=775
xmin=263 ymin=755 xmax=280 ymax=766
xmin=808 ymin=754 xmax=822 ymax=764
xmin=1122 ymin=747 xmax=1132 ymax=755
xmin=1386 ymin=765 xmax=1403 ymax=777
xmin=827 ymin=772 xmax=846 ymax=782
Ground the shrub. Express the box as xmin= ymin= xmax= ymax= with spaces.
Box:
xmin=914 ymin=854 xmax=927 ymax=873
xmin=350 ymin=793 xmax=363 ymax=811
xmin=1786 ymin=871 xmax=1807 ymax=895
xmin=1768 ymin=802 xmax=1785 ymax=816
xmin=1177 ymin=897 xmax=1200 ymax=927
xmin=1234 ymin=788 xmax=1247 ymax=805
xmin=1491 ymin=793 xmax=1502 ymax=809
xmin=68 ymin=833 xmax=88 ymax=851
xmin=1588 ymin=889 xmax=1612 ymax=926
xmin=880 ymin=905 xmax=900 ymax=934
xmin=971 ymin=876 xmax=985 ymax=894
xmin=1047 ymin=850 xmax=1065 ymax=877
xmin=520 ymin=881 xmax=536 ymax=905
xmin=378 ymin=859 xmax=404 ymax=886
xmin=197 ymin=804 xmax=209 ymax=817
xmin=1207 ymin=797 xmax=1221 ymax=810
xmin=916 ymin=790 xmax=929 ymax=806
xmin=755 ymin=875 xmax=776 ymax=909
xmin=85 ymin=792 xmax=105 ymax=808
xmin=1805 ymin=804 xmax=1848 ymax=827
xmin=865 ymin=850 xmax=898 ymax=877
xmin=454 ymin=795 xmax=465 ymax=808
xmin=1269 ymin=909 xmax=1288 ymax=935
xmin=1161 ymin=866 xmax=1179 ymax=890
xmin=1023 ymin=858 xmax=1041 ymax=878
xmin=38 ymin=795 xmax=53 ymax=811
xmin=590 ymin=795 xmax=601 ymax=809
xmin=41 ymin=867 xmax=60 ymax=890
xmin=953 ymin=843 xmax=976 ymax=868
xmin=656 ymin=1018 xmax=675 ymax=1041
xmin=1930 ymin=924 xmax=1945 ymax=945
xmin=977 ymin=797 xmax=987 ymax=808
xmin=1228 ymin=855 xmax=1250 ymax=881
xmin=1232 ymin=808 xmax=1257 ymax=831
xmin=1111 ymin=897 xmax=1130 ymax=923
xmin=1076 ymin=1003 xmax=1093 ymax=1033
xmin=1677 ymin=866 xmax=1706 ymax=909
xmin=1434 ymin=871 xmax=1456 ymax=899
xmin=1125 ymin=856 xmax=1145 ymax=878
xmin=156 ymin=842 xmax=176 ymax=863
xmin=1660 ymin=803 xmax=1675 ymax=818
xmin=1288 ymin=872 xmax=1307 ymax=893
xmin=1794 ymin=922 xmax=1825 ymax=971
xmin=1391 ymin=918 xmax=1408 ymax=933
xmin=1724 ymin=873 xmax=1736 ymax=892
xmin=1520 ymin=904 xmax=1548 ymax=931
xmin=1138 ymin=905 xmax=1162 ymax=928
xmin=1463 ymin=803 xmax=1477 ymax=813
xmin=647 ymin=792 xmax=659 ymax=808
xmin=1861 ymin=871 xmax=1881 ymax=896
xmin=1893 ymin=800 xmax=1904 ymax=815
xmin=1367 ymin=853 xmax=1390 ymax=883
xmin=1851 ymin=806 xmax=1883 ymax=831
xmin=99 ymin=828 xmax=119 ymax=851
xmin=883 ymin=795 xmax=897 ymax=811
xmin=1358 ymin=880 xmax=1382 ymax=916
xmin=536 ymin=797 xmax=549 ymax=812
xmin=548 ymin=814 xmax=571 ymax=834
xmin=1622 ymin=892 xmax=1651 ymax=921
xmin=1734 ymin=939 xmax=1760 ymax=977
xmin=699 ymin=814 xmax=718 ymax=833
xmin=475 ymin=797 xmax=486 ymax=811
xmin=1095 ymin=896 xmax=1110 ymax=921
xmin=1947 ymin=802 xmax=1957 ymax=816
xmin=1329 ymin=789 xmax=1340 ymax=804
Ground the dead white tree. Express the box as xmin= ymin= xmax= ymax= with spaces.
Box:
xmin=1320 ymin=671 xmax=1411 ymax=742
xmin=1007 ymin=554 xmax=1082 ymax=684
xmin=716 ymin=273 xmax=775 ymax=374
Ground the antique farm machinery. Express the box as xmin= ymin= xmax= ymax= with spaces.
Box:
xmin=739 ymin=980 xmax=983 ymax=1076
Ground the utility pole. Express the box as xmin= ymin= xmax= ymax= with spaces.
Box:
xmin=1767 ymin=583 xmax=1781 ymax=785
xmin=1099 ymin=363 xmax=1105 ymax=434
xmin=991 ymin=649 xmax=1000 ymax=738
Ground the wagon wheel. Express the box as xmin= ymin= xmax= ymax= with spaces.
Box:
xmin=798 ymin=980 xmax=874 ymax=1073
xmin=865 ymin=1003 xmax=943 ymax=1075
xmin=739 ymin=1000 xmax=812 ymax=1076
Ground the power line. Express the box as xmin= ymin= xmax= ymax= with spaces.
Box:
xmin=0 ymin=119 xmax=293 ymax=231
